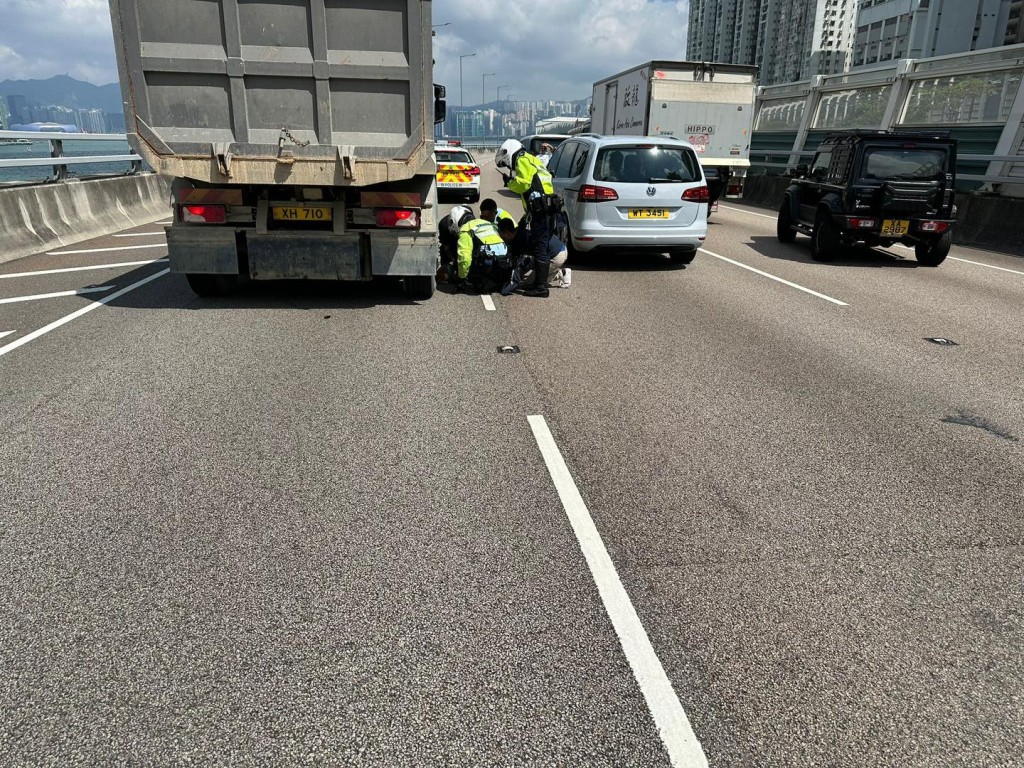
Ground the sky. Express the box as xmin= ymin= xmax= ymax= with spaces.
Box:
xmin=0 ymin=0 xmax=690 ymax=104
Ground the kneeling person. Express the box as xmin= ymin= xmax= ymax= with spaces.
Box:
xmin=457 ymin=217 xmax=511 ymax=293
xmin=497 ymin=218 xmax=570 ymax=294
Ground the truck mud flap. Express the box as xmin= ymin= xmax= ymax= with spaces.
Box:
xmin=370 ymin=236 xmax=438 ymax=277
xmin=166 ymin=227 xmax=239 ymax=275
xmin=246 ymin=233 xmax=368 ymax=281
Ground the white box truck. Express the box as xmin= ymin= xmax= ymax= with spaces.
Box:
xmin=107 ymin=0 xmax=444 ymax=299
xmin=590 ymin=61 xmax=758 ymax=208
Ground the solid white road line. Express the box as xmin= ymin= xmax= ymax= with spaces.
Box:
xmin=0 ymin=259 xmax=168 ymax=280
xmin=47 ymin=243 xmax=167 ymax=256
xmin=0 ymin=286 xmax=114 ymax=305
xmin=481 ymin=294 xmax=496 ymax=311
xmin=719 ymin=203 xmax=777 ymax=220
xmin=527 ymin=414 xmax=709 ymax=768
xmin=0 ymin=331 xmax=15 ymax=340
xmin=0 ymin=269 xmax=169 ymax=360
xmin=113 ymin=232 xmax=166 ymax=238
xmin=699 ymin=247 xmax=849 ymax=306
xmin=950 ymin=256 xmax=1024 ymax=276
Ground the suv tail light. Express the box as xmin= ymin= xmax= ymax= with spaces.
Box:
xmin=579 ymin=184 xmax=618 ymax=202
xmin=181 ymin=204 xmax=226 ymax=223
xmin=919 ymin=221 xmax=950 ymax=233
xmin=376 ymin=208 xmax=419 ymax=228
xmin=682 ymin=185 xmax=709 ymax=202
xmin=847 ymin=217 xmax=877 ymax=229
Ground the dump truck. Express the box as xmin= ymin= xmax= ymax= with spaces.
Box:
xmin=107 ymin=0 xmax=444 ymax=298
xmin=590 ymin=60 xmax=758 ymax=208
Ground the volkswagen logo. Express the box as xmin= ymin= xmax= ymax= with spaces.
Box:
xmin=646 ymin=186 xmax=656 ymax=197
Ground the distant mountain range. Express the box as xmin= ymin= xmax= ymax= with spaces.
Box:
xmin=0 ymin=75 xmax=123 ymax=113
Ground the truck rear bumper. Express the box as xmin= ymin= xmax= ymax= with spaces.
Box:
xmin=166 ymin=228 xmax=437 ymax=280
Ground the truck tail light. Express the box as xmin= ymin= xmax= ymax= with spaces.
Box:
xmin=376 ymin=208 xmax=419 ymax=228
xmin=579 ymin=184 xmax=618 ymax=202
xmin=682 ymin=185 xmax=709 ymax=202
xmin=727 ymin=181 xmax=744 ymax=196
xmin=180 ymin=204 xmax=226 ymax=223
xmin=919 ymin=221 xmax=950 ymax=233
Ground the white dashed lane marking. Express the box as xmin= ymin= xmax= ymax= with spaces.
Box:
xmin=528 ymin=414 xmax=709 ymax=768
xmin=699 ymin=248 xmax=848 ymax=306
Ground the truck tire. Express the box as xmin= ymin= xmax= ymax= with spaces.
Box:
xmin=810 ymin=212 xmax=839 ymax=262
xmin=915 ymin=231 xmax=951 ymax=267
xmin=777 ymin=201 xmax=796 ymax=243
xmin=404 ymin=275 xmax=435 ymax=300
xmin=185 ymin=274 xmax=237 ymax=296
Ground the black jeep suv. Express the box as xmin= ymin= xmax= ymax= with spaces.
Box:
xmin=777 ymin=130 xmax=958 ymax=266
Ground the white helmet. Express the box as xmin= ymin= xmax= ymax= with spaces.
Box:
xmin=495 ymin=138 xmax=523 ymax=171
xmin=444 ymin=205 xmax=473 ymax=237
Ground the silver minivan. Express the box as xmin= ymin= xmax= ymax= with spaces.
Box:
xmin=548 ymin=134 xmax=708 ymax=265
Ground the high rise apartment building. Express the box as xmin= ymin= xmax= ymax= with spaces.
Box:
xmin=1003 ymin=0 xmax=1023 ymax=44
xmin=687 ymin=0 xmax=859 ymax=85
xmin=852 ymin=0 xmax=1013 ymax=69
xmin=688 ymin=0 xmax=1021 ymax=85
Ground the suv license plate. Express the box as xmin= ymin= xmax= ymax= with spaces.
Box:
xmin=272 ymin=206 xmax=332 ymax=222
xmin=628 ymin=209 xmax=668 ymax=219
xmin=880 ymin=219 xmax=909 ymax=236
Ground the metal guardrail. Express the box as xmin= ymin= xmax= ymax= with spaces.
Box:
xmin=0 ymin=130 xmax=143 ymax=181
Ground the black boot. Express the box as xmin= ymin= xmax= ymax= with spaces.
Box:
xmin=525 ymin=261 xmax=550 ymax=297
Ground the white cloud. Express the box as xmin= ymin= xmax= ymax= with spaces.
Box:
xmin=0 ymin=0 xmax=117 ymax=83
xmin=432 ymin=0 xmax=690 ymax=104
xmin=0 ymin=0 xmax=690 ymax=103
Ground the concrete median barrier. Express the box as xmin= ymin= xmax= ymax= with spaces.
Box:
xmin=0 ymin=174 xmax=172 ymax=265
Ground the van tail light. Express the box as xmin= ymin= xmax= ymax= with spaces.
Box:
xmin=376 ymin=208 xmax=419 ymax=228
xmin=579 ymin=184 xmax=618 ymax=202
xmin=682 ymin=185 xmax=709 ymax=202
xmin=180 ymin=204 xmax=226 ymax=223
xmin=919 ymin=220 xmax=950 ymax=233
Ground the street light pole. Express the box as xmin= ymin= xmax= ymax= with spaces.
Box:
xmin=482 ymin=73 xmax=495 ymax=106
xmin=459 ymin=52 xmax=476 ymax=107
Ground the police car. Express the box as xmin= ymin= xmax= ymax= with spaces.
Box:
xmin=435 ymin=146 xmax=481 ymax=203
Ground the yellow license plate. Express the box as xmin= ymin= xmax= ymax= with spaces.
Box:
xmin=628 ymin=209 xmax=669 ymax=219
xmin=272 ymin=206 xmax=332 ymax=222
xmin=880 ymin=219 xmax=909 ymax=236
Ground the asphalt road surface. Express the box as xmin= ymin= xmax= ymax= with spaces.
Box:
xmin=1 ymin=160 xmax=1022 ymax=767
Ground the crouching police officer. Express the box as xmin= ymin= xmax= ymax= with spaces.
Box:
xmin=454 ymin=215 xmax=511 ymax=294
xmin=438 ymin=205 xmax=475 ymax=282
xmin=494 ymin=138 xmax=561 ymax=297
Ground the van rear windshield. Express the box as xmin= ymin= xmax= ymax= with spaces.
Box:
xmin=861 ymin=147 xmax=948 ymax=180
xmin=594 ymin=146 xmax=701 ymax=183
